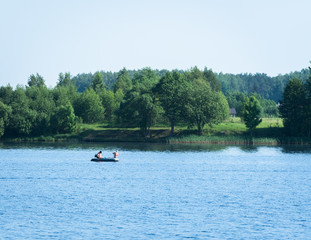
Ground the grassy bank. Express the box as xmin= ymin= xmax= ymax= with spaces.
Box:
xmin=3 ymin=118 xmax=311 ymax=145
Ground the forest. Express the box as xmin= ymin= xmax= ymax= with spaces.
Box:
xmin=0 ymin=67 xmax=310 ymax=139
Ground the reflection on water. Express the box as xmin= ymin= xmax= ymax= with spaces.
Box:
xmin=1 ymin=141 xmax=311 ymax=154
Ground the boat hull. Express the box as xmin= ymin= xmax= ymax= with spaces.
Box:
xmin=91 ymin=158 xmax=119 ymax=162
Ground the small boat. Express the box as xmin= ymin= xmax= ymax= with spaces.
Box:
xmin=91 ymin=157 xmax=119 ymax=162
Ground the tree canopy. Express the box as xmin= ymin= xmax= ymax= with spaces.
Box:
xmin=279 ymin=76 xmax=311 ymax=137
xmin=241 ymin=96 xmax=262 ymax=135
xmin=0 ymin=66 xmax=309 ymax=139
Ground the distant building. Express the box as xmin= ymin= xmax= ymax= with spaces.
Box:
xmin=229 ymin=108 xmax=237 ymax=117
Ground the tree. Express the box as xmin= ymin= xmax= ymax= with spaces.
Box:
xmin=74 ymin=89 xmax=105 ymax=123
xmin=203 ymin=67 xmax=221 ymax=91
xmin=50 ymin=103 xmax=77 ymax=133
xmin=279 ymin=70 xmax=311 ymax=137
xmin=225 ymin=91 xmax=247 ymax=116
xmin=184 ymin=77 xmax=228 ymax=135
xmin=279 ymin=78 xmax=306 ymax=136
xmin=0 ymin=100 xmax=12 ymax=138
xmin=72 ymin=73 xmax=94 ymax=92
xmin=241 ymin=96 xmax=262 ymax=135
xmin=91 ymin=71 xmax=106 ymax=93
xmin=181 ymin=68 xmax=229 ymax=135
xmin=27 ymin=73 xmax=45 ymax=88
xmin=113 ymin=68 xmax=132 ymax=93
xmin=0 ymin=85 xmax=14 ymax=105
xmin=26 ymin=85 xmax=55 ymax=135
xmin=6 ymin=86 xmax=36 ymax=136
xmin=57 ymin=72 xmax=73 ymax=87
xmin=118 ymin=68 xmax=162 ymax=137
xmin=154 ymin=71 xmax=188 ymax=134
xmin=305 ymin=71 xmax=311 ymax=137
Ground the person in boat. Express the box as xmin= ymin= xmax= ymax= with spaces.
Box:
xmin=113 ymin=150 xmax=119 ymax=158
xmin=96 ymin=151 xmax=103 ymax=159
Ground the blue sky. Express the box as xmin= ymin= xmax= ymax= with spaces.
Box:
xmin=1 ymin=0 xmax=310 ymax=88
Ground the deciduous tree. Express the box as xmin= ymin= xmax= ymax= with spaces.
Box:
xmin=27 ymin=73 xmax=45 ymax=88
xmin=74 ymin=89 xmax=105 ymax=123
xmin=154 ymin=71 xmax=187 ymax=134
xmin=51 ymin=103 xmax=77 ymax=133
xmin=241 ymin=96 xmax=262 ymax=135
xmin=118 ymin=68 xmax=162 ymax=137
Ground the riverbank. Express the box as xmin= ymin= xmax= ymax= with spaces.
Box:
xmin=2 ymin=118 xmax=311 ymax=145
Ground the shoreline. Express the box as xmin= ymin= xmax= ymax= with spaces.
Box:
xmin=2 ymin=134 xmax=311 ymax=146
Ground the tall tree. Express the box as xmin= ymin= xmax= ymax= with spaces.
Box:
xmin=91 ymin=71 xmax=106 ymax=93
xmin=184 ymin=77 xmax=228 ymax=135
xmin=0 ymin=100 xmax=12 ymax=138
xmin=101 ymin=89 xmax=120 ymax=122
xmin=27 ymin=73 xmax=45 ymax=88
xmin=241 ymin=96 xmax=262 ymax=135
xmin=74 ymin=89 xmax=105 ymax=123
xmin=6 ymin=87 xmax=36 ymax=136
xmin=305 ymin=69 xmax=311 ymax=137
xmin=279 ymin=78 xmax=306 ymax=136
xmin=203 ymin=67 xmax=221 ymax=91
xmin=154 ymin=71 xmax=188 ymax=134
xmin=57 ymin=72 xmax=73 ymax=87
xmin=26 ymin=85 xmax=55 ymax=135
xmin=113 ymin=68 xmax=132 ymax=93
xmin=0 ymin=85 xmax=14 ymax=105
xmin=50 ymin=103 xmax=77 ymax=133
xmin=118 ymin=68 xmax=162 ymax=137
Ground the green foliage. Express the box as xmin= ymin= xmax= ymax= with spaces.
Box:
xmin=241 ymin=96 xmax=262 ymax=134
xmin=118 ymin=68 xmax=162 ymax=136
xmin=1 ymin=67 xmax=309 ymax=140
xmin=73 ymin=73 xmax=93 ymax=92
xmin=113 ymin=68 xmax=132 ymax=93
xmin=7 ymin=87 xmax=37 ymax=136
xmin=226 ymin=91 xmax=278 ymax=117
xmin=0 ymin=85 xmax=14 ymax=105
xmin=91 ymin=71 xmax=106 ymax=93
xmin=225 ymin=91 xmax=246 ymax=116
xmin=57 ymin=72 xmax=74 ymax=87
xmin=183 ymin=68 xmax=229 ymax=135
xmin=100 ymin=89 xmax=122 ymax=122
xmin=74 ymin=89 xmax=105 ymax=123
xmin=250 ymin=92 xmax=278 ymax=117
xmin=51 ymin=103 xmax=77 ymax=133
xmin=26 ymin=86 xmax=55 ymax=135
xmin=154 ymin=71 xmax=188 ymax=134
xmin=0 ymin=100 xmax=12 ymax=138
xmin=27 ymin=73 xmax=45 ymax=88
xmin=217 ymin=68 xmax=310 ymax=102
xmin=279 ymin=77 xmax=311 ymax=137
xmin=305 ymin=75 xmax=311 ymax=137
xmin=70 ymin=67 xmax=310 ymax=103
xmin=203 ymin=67 xmax=221 ymax=91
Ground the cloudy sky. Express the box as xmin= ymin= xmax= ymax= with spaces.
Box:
xmin=1 ymin=0 xmax=310 ymax=87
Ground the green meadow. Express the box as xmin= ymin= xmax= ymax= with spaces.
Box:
xmin=5 ymin=118 xmax=311 ymax=145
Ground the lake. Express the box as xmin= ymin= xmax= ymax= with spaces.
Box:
xmin=1 ymin=142 xmax=311 ymax=239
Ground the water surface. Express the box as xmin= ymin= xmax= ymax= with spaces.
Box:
xmin=1 ymin=142 xmax=311 ymax=239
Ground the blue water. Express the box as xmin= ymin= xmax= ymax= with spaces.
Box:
xmin=0 ymin=142 xmax=311 ymax=239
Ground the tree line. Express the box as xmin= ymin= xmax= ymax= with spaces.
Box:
xmin=0 ymin=66 xmax=310 ymax=139
xmin=73 ymin=68 xmax=311 ymax=102
xmin=0 ymin=67 xmax=229 ymax=138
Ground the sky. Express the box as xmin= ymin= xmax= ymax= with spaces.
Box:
xmin=1 ymin=0 xmax=310 ymax=88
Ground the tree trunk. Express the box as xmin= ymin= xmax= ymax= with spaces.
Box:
xmin=197 ymin=121 xmax=204 ymax=135
xmin=170 ymin=122 xmax=175 ymax=136
xmin=169 ymin=114 xmax=176 ymax=136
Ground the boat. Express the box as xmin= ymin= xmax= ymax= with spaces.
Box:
xmin=91 ymin=157 xmax=119 ymax=162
